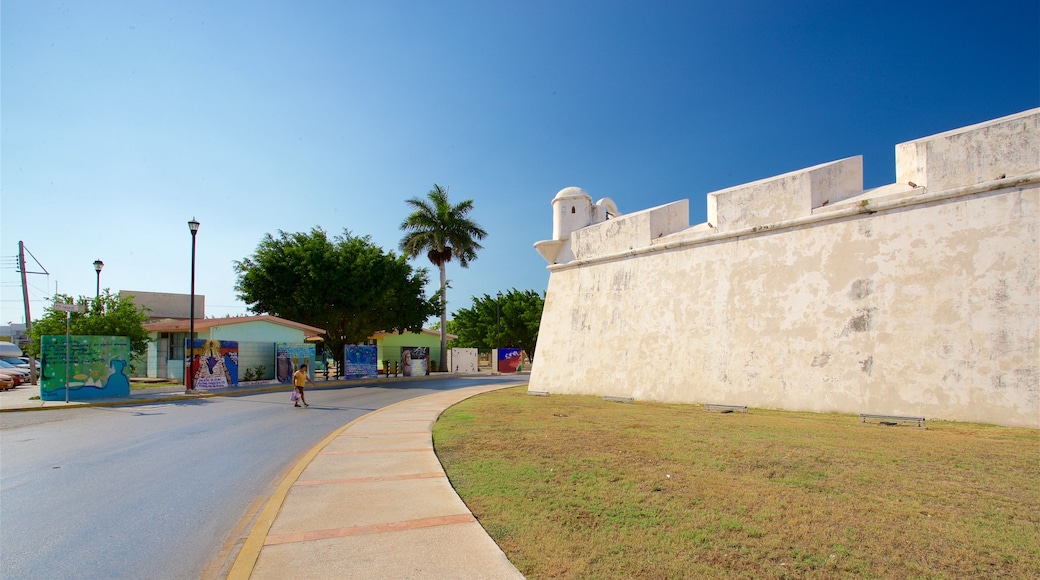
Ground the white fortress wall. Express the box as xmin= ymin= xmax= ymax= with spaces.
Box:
xmin=530 ymin=108 xmax=1039 ymax=428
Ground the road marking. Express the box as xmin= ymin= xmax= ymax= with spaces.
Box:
xmin=319 ymin=447 xmax=432 ymax=455
xmin=294 ymin=472 xmax=444 ymax=486
xmin=263 ymin=514 xmax=476 ymax=546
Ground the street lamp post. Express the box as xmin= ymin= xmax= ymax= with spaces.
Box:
xmin=496 ymin=291 xmax=503 ymax=371
xmin=93 ymin=259 xmax=104 ymax=299
xmin=187 ymin=218 xmax=200 ymax=393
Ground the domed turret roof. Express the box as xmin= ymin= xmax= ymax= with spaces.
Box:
xmin=553 ymin=186 xmax=591 ymax=201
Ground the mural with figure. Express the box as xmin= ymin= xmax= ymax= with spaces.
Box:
xmin=186 ymin=339 xmax=239 ymax=389
xmin=401 ymin=346 xmax=430 ymax=377
xmin=343 ymin=345 xmax=378 ymax=379
xmin=275 ymin=343 xmax=315 ymax=383
xmin=40 ymin=335 xmax=132 ymax=401
xmin=498 ymin=348 xmax=522 ymax=373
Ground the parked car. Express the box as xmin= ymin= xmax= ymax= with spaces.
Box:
xmin=0 ymin=367 xmax=25 ymax=386
xmin=0 ymin=373 xmax=15 ymax=390
xmin=0 ymin=360 xmax=30 ymax=382
xmin=1 ymin=356 xmax=29 ymax=369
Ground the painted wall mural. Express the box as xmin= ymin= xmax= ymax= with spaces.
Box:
xmin=186 ymin=339 xmax=239 ymax=389
xmin=40 ymin=335 xmax=132 ymax=401
xmin=275 ymin=343 xmax=316 ymax=383
xmin=498 ymin=348 xmax=522 ymax=373
xmin=401 ymin=346 xmax=429 ymax=377
xmin=343 ymin=345 xmax=378 ymax=379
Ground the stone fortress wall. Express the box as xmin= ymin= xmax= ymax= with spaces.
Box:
xmin=530 ymin=109 xmax=1039 ymax=428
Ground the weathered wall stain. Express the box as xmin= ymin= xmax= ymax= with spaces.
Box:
xmin=811 ymin=352 xmax=832 ymax=367
xmin=849 ymin=279 xmax=873 ymax=300
xmin=860 ymin=355 xmax=874 ymax=375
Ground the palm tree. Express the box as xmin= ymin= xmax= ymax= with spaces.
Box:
xmin=400 ymin=184 xmax=488 ymax=371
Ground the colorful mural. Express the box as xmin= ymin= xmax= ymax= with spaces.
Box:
xmin=275 ymin=343 xmax=315 ymax=383
xmin=40 ymin=335 xmax=132 ymax=401
xmin=186 ymin=339 xmax=239 ymax=389
xmin=343 ymin=345 xmax=378 ymax=379
xmin=401 ymin=346 xmax=430 ymax=377
xmin=498 ymin=348 xmax=522 ymax=373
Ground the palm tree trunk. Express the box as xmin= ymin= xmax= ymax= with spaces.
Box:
xmin=439 ymin=262 xmax=447 ymax=372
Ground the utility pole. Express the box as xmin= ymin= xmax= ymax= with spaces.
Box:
xmin=18 ymin=242 xmax=31 ymax=339
xmin=17 ymin=242 xmax=49 ymax=384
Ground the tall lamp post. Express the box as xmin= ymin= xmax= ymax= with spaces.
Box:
xmin=187 ymin=218 xmax=200 ymax=393
xmin=93 ymin=259 xmax=104 ymax=299
xmin=496 ymin=291 xmax=502 ymax=371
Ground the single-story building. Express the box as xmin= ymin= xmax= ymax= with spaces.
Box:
xmin=366 ymin=329 xmax=458 ymax=372
xmin=142 ymin=315 xmax=325 ymax=380
xmin=141 ymin=311 xmax=456 ymax=378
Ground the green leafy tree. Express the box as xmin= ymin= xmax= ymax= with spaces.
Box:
xmin=450 ymin=289 xmax=545 ymax=359
xmin=234 ymin=228 xmax=438 ymax=371
xmin=26 ymin=291 xmax=152 ymax=368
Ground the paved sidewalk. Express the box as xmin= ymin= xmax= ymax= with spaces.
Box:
xmin=230 ymin=383 xmax=524 ymax=580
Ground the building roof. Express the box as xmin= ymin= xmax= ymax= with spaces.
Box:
xmin=303 ymin=330 xmax=459 ymax=343
xmin=370 ymin=328 xmax=458 ymax=340
xmin=143 ymin=315 xmax=325 ymax=337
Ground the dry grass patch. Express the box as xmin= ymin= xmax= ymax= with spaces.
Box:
xmin=433 ymin=386 xmax=1040 ymax=579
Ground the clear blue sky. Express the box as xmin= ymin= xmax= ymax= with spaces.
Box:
xmin=2 ymin=1 xmax=1037 ymax=326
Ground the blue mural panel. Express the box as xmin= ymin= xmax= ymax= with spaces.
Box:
xmin=275 ymin=343 xmax=316 ymax=383
xmin=40 ymin=335 xmax=132 ymax=401
xmin=343 ymin=345 xmax=378 ymax=379
xmin=186 ymin=339 xmax=239 ymax=389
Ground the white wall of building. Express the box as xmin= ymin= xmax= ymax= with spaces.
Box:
xmin=531 ymin=109 xmax=1039 ymax=428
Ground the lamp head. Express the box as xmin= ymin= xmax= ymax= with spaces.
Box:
xmin=93 ymin=259 xmax=104 ymax=273
xmin=188 ymin=218 xmax=200 ymax=234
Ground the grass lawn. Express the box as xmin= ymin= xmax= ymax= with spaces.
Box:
xmin=433 ymin=386 xmax=1040 ymax=579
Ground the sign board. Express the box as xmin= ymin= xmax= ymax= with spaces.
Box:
xmin=54 ymin=304 xmax=84 ymax=313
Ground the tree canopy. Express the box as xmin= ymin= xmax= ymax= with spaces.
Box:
xmin=234 ymin=228 xmax=438 ymax=369
xmin=450 ymin=289 xmax=545 ymax=359
xmin=26 ymin=291 xmax=152 ymax=368
xmin=399 ymin=184 xmax=487 ymax=371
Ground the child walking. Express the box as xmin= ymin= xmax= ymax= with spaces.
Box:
xmin=292 ymin=363 xmax=311 ymax=407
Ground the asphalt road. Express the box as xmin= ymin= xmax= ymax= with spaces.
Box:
xmin=0 ymin=376 xmax=521 ymax=579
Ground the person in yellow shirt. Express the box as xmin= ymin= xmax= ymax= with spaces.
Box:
xmin=292 ymin=363 xmax=311 ymax=407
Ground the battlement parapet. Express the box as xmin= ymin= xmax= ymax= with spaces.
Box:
xmin=708 ymin=156 xmax=863 ymax=233
xmin=897 ymin=108 xmax=1039 ymax=192
xmin=572 ymin=200 xmax=689 ymax=260
xmin=536 ymin=108 xmax=1039 ymax=266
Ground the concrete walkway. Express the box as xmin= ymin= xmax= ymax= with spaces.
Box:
xmin=230 ymin=383 xmax=524 ymax=579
